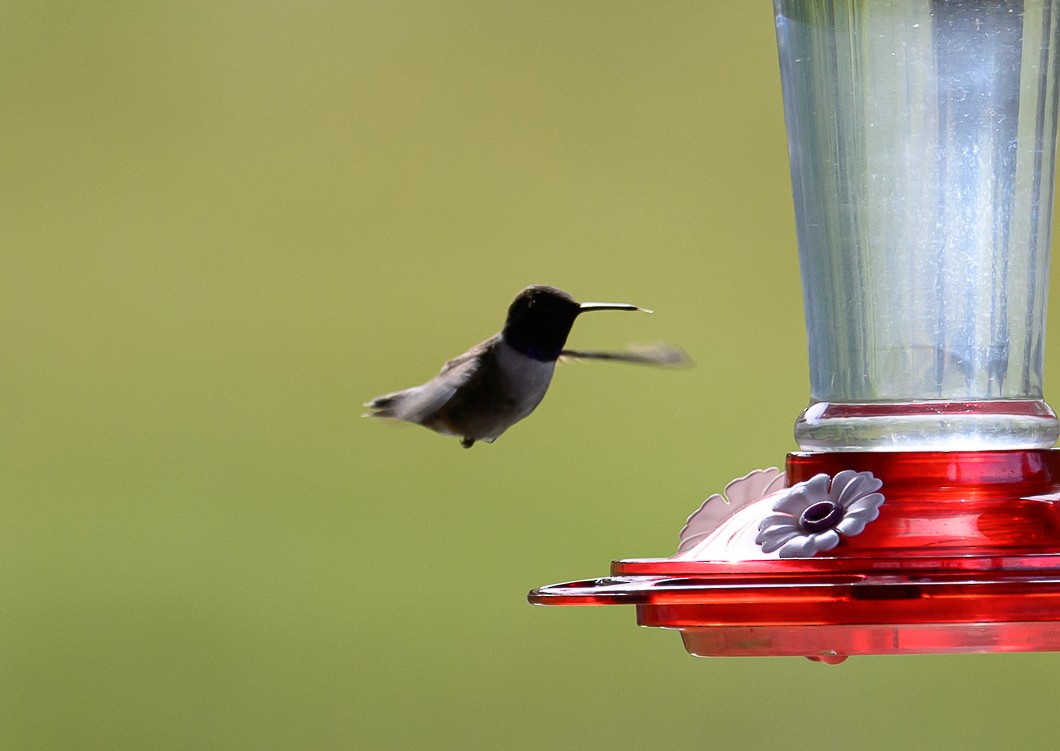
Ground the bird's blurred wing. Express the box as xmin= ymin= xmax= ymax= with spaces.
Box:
xmin=560 ymin=343 xmax=692 ymax=367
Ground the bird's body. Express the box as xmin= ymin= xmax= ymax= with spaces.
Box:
xmin=368 ymin=335 xmax=555 ymax=447
xmin=364 ymin=285 xmax=683 ymax=448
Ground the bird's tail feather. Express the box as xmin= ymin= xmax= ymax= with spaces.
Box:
xmin=363 ymin=392 xmax=402 ymax=418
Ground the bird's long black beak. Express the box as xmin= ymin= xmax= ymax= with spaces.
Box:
xmin=577 ymin=302 xmax=653 ymax=314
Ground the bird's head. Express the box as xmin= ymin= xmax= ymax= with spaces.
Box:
xmin=502 ymin=285 xmax=648 ymax=361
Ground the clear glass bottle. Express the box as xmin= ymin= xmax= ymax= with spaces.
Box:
xmin=775 ymin=0 xmax=1060 ymax=450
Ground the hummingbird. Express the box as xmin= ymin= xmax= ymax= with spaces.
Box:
xmin=364 ymin=285 xmax=686 ymax=448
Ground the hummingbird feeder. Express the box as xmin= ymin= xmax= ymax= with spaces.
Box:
xmin=529 ymin=0 xmax=1060 ymax=661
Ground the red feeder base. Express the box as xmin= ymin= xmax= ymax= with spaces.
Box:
xmin=529 ymin=450 xmax=1060 ymax=660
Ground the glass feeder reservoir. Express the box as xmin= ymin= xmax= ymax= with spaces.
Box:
xmin=787 ymin=0 xmax=1060 ymax=452
xmin=530 ymin=0 xmax=1060 ymax=661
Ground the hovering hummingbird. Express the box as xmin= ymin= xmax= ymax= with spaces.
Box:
xmin=364 ymin=285 xmax=687 ymax=448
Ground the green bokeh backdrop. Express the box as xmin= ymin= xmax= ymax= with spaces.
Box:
xmin=6 ymin=2 xmax=1060 ymax=749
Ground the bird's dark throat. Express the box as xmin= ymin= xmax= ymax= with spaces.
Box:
xmin=503 ymin=335 xmax=565 ymax=362
xmin=502 ymin=314 xmax=576 ymax=362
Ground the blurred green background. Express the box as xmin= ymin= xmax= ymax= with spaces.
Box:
xmin=7 ymin=2 xmax=1060 ymax=749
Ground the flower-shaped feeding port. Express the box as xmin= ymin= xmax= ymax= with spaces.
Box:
xmin=671 ymin=468 xmax=884 ymax=561
xmin=756 ymin=472 xmax=884 ymax=558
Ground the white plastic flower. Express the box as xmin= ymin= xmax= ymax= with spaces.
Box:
xmin=676 ymin=467 xmax=787 ymax=556
xmin=755 ymin=470 xmax=884 ymax=558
